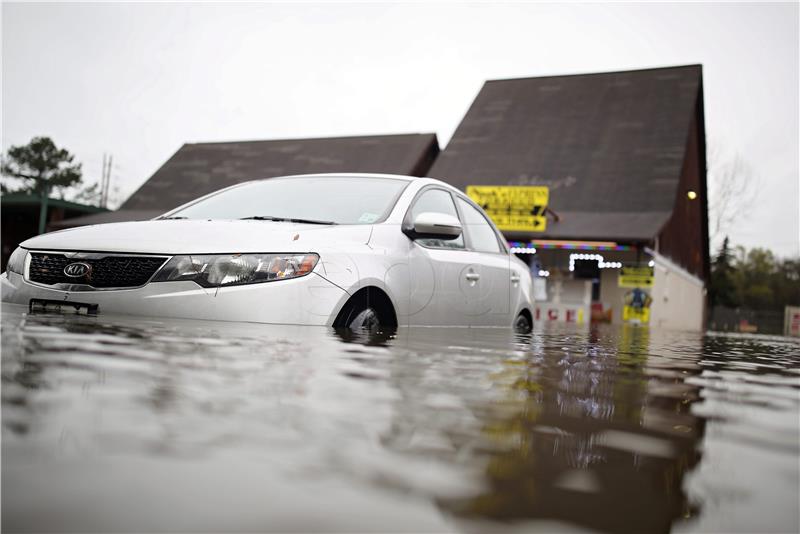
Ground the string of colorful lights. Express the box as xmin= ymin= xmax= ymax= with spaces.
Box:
xmin=507 ymin=240 xmax=635 ymax=252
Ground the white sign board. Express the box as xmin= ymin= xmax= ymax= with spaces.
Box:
xmin=785 ymin=306 xmax=800 ymax=337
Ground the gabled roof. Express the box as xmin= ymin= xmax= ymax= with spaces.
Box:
xmin=121 ymin=133 xmax=439 ymax=211
xmin=428 ymin=65 xmax=703 ymax=241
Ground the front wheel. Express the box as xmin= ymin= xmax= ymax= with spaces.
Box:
xmin=348 ymin=307 xmax=382 ymax=331
xmin=333 ymin=289 xmax=397 ymax=332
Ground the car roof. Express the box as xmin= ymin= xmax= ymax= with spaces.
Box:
xmin=262 ymin=172 xmax=412 ymax=182
xmin=250 ymin=172 xmax=460 ymax=191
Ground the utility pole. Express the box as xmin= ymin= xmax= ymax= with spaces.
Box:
xmin=100 ymin=153 xmax=113 ymax=208
xmin=103 ymin=154 xmax=114 ymax=208
xmin=105 ymin=155 xmax=113 ymax=208
xmin=101 ymin=153 xmax=107 ymax=208
xmin=37 ymin=182 xmax=50 ymax=235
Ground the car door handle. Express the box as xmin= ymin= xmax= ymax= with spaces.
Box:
xmin=465 ymin=272 xmax=481 ymax=282
xmin=510 ymin=274 xmax=521 ymax=283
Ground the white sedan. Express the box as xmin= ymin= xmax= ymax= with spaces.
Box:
xmin=2 ymin=174 xmax=534 ymax=331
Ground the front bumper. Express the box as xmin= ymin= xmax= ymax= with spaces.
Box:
xmin=1 ymin=271 xmax=349 ymax=326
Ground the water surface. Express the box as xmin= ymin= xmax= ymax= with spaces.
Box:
xmin=2 ymin=305 xmax=798 ymax=532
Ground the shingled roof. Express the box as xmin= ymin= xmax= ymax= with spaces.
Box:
xmin=53 ymin=133 xmax=439 ymax=228
xmin=428 ymin=65 xmax=704 ymax=242
xmin=123 ymin=133 xmax=439 ymax=210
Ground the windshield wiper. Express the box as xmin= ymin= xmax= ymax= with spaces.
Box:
xmin=159 ymin=216 xmax=188 ymax=220
xmin=239 ymin=215 xmax=337 ymax=225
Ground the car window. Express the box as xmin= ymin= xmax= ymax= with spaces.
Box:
xmin=169 ymin=177 xmax=408 ymax=225
xmin=456 ymin=197 xmax=504 ymax=253
xmin=409 ymin=189 xmax=465 ymax=249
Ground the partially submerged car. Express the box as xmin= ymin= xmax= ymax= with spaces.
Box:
xmin=2 ymin=174 xmax=533 ymax=330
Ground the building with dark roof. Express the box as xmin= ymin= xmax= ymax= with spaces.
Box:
xmin=53 ymin=133 xmax=439 ymax=228
xmin=430 ymin=65 xmax=708 ymax=330
xmin=37 ymin=65 xmax=708 ymax=330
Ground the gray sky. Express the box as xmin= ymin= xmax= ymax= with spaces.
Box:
xmin=3 ymin=2 xmax=798 ymax=256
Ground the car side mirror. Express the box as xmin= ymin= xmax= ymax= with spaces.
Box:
xmin=403 ymin=212 xmax=462 ymax=240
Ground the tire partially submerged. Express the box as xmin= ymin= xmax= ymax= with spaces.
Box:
xmin=514 ymin=311 xmax=533 ymax=334
xmin=333 ymin=287 xmax=397 ymax=331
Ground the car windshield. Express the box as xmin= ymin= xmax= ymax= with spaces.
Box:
xmin=167 ymin=176 xmax=409 ymax=224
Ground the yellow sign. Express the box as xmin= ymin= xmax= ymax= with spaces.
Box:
xmin=466 ymin=185 xmax=549 ymax=232
xmin=623 ymin=286 xmax=653 ymax=324
xmin=623 ymin=305 xmax=651 ymax=323
xmin=618 ymin=266 xmax=654 ymax=288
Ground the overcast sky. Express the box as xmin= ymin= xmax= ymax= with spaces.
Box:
xmin=2 ymin=2 xmax=798 ymax=256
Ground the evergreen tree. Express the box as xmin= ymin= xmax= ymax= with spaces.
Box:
xmin=710 ymin=237 xmax=738 ymax=308
xmin=1 ymin=136 xmax=84 ymax=234
xmin=1 ymin=136 xmax=82 ymax=195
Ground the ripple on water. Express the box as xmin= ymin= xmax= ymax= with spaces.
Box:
xmin=2 ymin=306 xmax=799 ymax=533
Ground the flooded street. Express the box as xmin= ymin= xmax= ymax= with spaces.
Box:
xmin=2 ymin=305 xmax=798 ymax=533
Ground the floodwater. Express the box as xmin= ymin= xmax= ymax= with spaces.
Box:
xmin=2 ymin=305 xmax=799 ymax=533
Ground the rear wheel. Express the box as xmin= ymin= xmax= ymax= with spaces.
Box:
xmin=514 ymin=312 xmax=532 ymax=334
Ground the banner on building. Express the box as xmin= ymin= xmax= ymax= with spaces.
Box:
xmin=618 ymin=266 xmax=654 ymax=288
xmin=534 ymin=304 xmax=586 ymax=324
xmin=466 ymin=185 xmax=549 ymax=232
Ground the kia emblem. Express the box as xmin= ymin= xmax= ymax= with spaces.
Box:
xmin=63 ymin=262 xmax=91 ymax=278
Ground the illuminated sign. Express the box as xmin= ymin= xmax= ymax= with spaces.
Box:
xmin=618 ymin=266 xmax=654 ymax=288
xmin=467 ymin=185 xmax=549 ymax=232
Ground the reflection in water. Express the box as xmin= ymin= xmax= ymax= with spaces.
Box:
xmin=2 ymin=306 xmax=798 ymax=533
xmin=439 ymin=326 xmax=703 ymax=533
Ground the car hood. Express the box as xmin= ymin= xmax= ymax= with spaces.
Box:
xmin=21 ymin=220 xmax=373 ymax=254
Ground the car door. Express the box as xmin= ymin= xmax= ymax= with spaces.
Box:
xmin=405 ymin=187 xmax=478 ymax=327
xmin=455 ymin=196 xmax=512 ymax=327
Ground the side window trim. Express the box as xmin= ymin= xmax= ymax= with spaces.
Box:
xmin=453 ymin=193 xmax=509 ymax=255
xmin=450 ymin=190 xmax=475 ymax=251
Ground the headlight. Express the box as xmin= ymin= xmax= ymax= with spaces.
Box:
xmin=5 ymin=247 xmax=27 ymax=275
xmin=151 ymin=253 xmax=319 ymax=288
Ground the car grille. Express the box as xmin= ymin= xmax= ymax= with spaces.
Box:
xmin=28 ymin=253 xmax=169 ymax=289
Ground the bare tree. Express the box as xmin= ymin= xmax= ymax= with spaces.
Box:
xmin=706 ymin=143 xmax=759 ymax=252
